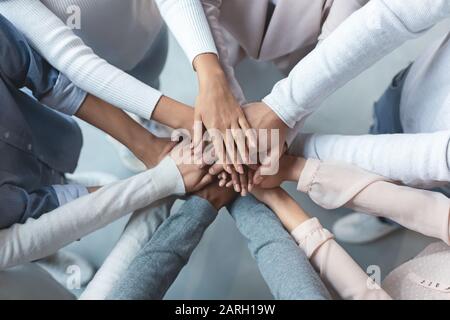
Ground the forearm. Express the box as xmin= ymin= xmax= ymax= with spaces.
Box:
xmin=291 ymin=218 xmax=391 ymax=300
xmin=0 ymin=157 xmax=185 ymax=270
xmin=152 ymin=96 xmax=194 ymax=130
xmin=156 ymin=0 xmax=218 ymax=66
xmin=109 ymin=195 xmax=217 ymax=300
xmin=0 ymin=0 xmax=162 ymax=119
xmin=227 ymin=196 xmax=331 ymax=300
xmin=75 ymin=94 xmax=157 ymax=161
xmin=298 ymin=159 xmax=450 ymax=244
xmin=263 ymin=0 xmax=450 ymax=128
xmin=259 ymin=189 xmax=310 ymax=233
xmin=290 ymin=132 xmax=450 ymax=187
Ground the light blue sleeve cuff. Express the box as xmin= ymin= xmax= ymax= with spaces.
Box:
xmin=52 ymin=184 xmax=89 ymax=207
xmin=39 ymin=73 xmax=87 ymax=115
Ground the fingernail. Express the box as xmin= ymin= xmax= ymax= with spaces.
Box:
xmin=209 ymin=168 xmax=215 ymax=174
xmin=234 ymin=185 xmax=240 ymax=192
xmin=237 ymin=166 xmax=244 ymax=174
xmin=248 ymin=184 xmax=252 ymax=192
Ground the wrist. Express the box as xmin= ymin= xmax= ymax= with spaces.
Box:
xmin=194 ymin=53 xmax=226 ymax=85
xmin=265 ymin=189 xmax=290 ymax=211
xmin=195 ymin=188 xmax=220 ymax=211
xmin=281 ymin=155 xmax=305 ymax=182
xmin=153 ymin=96 xmax=195 ymax=130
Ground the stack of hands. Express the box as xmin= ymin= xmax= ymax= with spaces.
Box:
xmin=136 ymin=53 xmax=302 ymax=209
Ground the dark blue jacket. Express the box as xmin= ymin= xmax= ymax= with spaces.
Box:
xmin=0 ymin=15 xmax=82 ymax=228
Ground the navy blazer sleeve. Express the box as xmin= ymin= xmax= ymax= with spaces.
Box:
xmin=0 ymin=14 xmax=59 ymax=100
xmin=0 ymin=183 xmax=59 ymax=229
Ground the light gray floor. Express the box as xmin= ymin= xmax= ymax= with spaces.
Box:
xmin=64 ymin=20 xmax=450 ymax=300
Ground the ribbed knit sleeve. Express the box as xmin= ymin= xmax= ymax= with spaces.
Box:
xmin=156 ymin=0 xmax=218 ymax=66
xmin=0 ymin=0 xmax=162 ymax=119
xmin=263 ymin=0 xmax=450 ymax=128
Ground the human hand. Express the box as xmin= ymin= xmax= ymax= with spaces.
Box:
xmin=217 ymin=154 xmax=305 ymax=191
xmin=209 ymin=101 xmax=289 ymax=179
xmin=195 ymin=181 xmax=238 ymax=211
xmin=241 ymin=102 xmax=290 ymax=184
xmin=170 ymin=142 xmax=214 ymax=193
xmin=193 ymin=53 xmax=256 ymax=175
xmin=217 ymin=166 xmax=254 ymax=196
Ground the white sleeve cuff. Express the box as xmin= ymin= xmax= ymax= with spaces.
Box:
xmin=39 ymin=74 xmax=87 ymax=115
xmin=52 ymin=184 xmax=89 ymax=206
xmin=262 ymin=94 xmax=298 ymax=129
xmin=151 ymin=156 xmax=186 ymax=196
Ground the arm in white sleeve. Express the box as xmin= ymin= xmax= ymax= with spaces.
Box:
xmin=199 ymin=0 xmax=246 ymax=104
xmin=0 ymin=157 xmax=185 ymax=270
xmin=288 ymin=131 xmax=450 ymax=187
xmin=291 ymin=218 xmax=392 ymax=300
xmin=155 ymin=0 xmax=218 ymax=67
xmin=263 ymin=0 xmax=450 ymax=128
xmin=0 ymin=0 xmax=162 ymax=119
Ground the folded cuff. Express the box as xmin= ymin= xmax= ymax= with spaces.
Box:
xmin=291 ymin=218 xmax=334 ymax=259
xmin=262 ymin=94 xmax=297 ymax=129
xmin=39 ymin=74 xmax=87 ymax=115
xmin=151 ymin=156 xmax=186 ymax=196
xmin=52 ymin=183 xmax=89 ymax=206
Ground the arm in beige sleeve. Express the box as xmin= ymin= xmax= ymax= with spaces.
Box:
xmin=291 ymin=218 xmax=391 ymax=300
xmin=0 ymin=157 xmax=185 ymax=270
xmin=200 ymin=0 xmax=247 ymax=104
xmin=297 ymin=159 xmax=450 ymax=245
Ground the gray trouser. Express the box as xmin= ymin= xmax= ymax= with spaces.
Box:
xmin=109 ymin=196 xmax=330 ymax=300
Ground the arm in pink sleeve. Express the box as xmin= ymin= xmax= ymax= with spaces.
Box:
xmin=200 ymin=0 xmax=247 ymax=104
xmin=291 ymin=218 xmax=391 ymax=300
xmin=298 ymin=159 xmax=450 ymax=245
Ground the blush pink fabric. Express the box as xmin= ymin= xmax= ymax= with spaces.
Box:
xmin=298 ymin=159 xmax=450 ymax=244
xmin=292 ymin=218 xmax=392 ymax=300
xmin=292 ymin=159 xmax=450 ymax=300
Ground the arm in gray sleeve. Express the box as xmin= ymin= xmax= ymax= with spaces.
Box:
xmin=109 ymin=196 xmax=217 ymax=300
xmin=227 ymin=195 xmax=331 ymax=300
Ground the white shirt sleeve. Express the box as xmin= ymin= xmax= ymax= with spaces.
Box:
xmin=263 ymin=0 xmax=450 ymax=128
xmin=0 ymin=0 xmax=162 ymax=120
xmin=0 ymin=157 xmax=185 ymax=270
xmin=156 ymin=0 xmax=218 ymax=66
xmin=289 ymin=131 xmax=450 ymax=187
